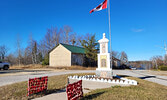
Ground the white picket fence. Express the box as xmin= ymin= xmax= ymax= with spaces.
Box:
xmin=68 ymin=75 xmax=138 ymax=85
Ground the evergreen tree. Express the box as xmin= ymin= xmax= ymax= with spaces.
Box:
xmin=81 ymin=34 xmax=99 ymax=67
xmin=42 ymin=54 xmax=49 ymax=65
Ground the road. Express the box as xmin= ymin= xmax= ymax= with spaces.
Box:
xmin=0 ymin=69 xmax=167 ymax=87
xmin=113 ymin=70 xmax=167 ymax=86
xmin=0 ymin=69 xmax=95 ymax=86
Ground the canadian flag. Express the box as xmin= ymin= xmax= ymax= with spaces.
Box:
xmin=90 ymin=0 xmax=108 ymax=13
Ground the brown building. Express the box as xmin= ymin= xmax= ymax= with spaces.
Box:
xmin=49 ymin=43 xmax=85 ymax=67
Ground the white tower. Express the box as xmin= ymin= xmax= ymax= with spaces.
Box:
xmin=96 ymin=33 xmax=112 ymax=78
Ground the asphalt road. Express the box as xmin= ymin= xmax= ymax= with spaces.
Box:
xmin=0 ymin=70 xmax=95 ymax=86
xmin=113 ymin=70 xmax=167 ymax=86
xmin=0 ymin=69 xmax=167 ymax=87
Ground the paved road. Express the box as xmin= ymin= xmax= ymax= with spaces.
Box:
xmin=0 ymin=70 xmax=167 ymax=87
xmin=113 ymin=70 xmax=167 ymax=86
xmin=0 ymin=70 xmax=95 ymax=86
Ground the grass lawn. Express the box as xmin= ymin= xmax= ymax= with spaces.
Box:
xmin=0 ymin=73 xmax=94 ymax=100
xmin=0 ymin=73 xmax=167 ymax=100
xmin=82 ymin=77 xmax=167 ymax=100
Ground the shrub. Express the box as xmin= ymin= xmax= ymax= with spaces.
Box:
xmin=159 ymin=65 xmax=167 ymax=71
xmin=42 ymin=55 xmax=49 ymax=65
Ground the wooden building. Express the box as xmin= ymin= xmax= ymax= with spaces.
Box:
xmin=49 ymin=43 xmax=85 ymax=67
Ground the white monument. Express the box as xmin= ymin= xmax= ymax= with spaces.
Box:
xmin=96 ymin=33 xmax=112 ymax=78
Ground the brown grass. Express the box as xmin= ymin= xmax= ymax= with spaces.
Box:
xmin=10 ymin=64 xmax=47 ymax=70
xmin=82 ymin=77 xmax=167 ymax=100
xmin=49 ymin=65 xmax=96 ymax=70
xmin=0 ymin=73 xmax=94 ymax=100
xmin=10 ymin=64 xmax=96 ymax=70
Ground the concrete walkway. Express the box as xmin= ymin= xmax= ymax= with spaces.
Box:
xmin=34 ymin=79 xmax=129 ymax=100
xmin=34 ymin=90 xmax=67 ymax=100
xmin=34 ymin=70 xmax=167 ymax=100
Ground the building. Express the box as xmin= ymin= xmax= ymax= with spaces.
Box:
xmin=49 ymin=43 xmax=85 ymax=67
xmin=112 ymin=57 xmax=121 ymax=67
xmin=49 ymin=43 xmax=121 ymax=67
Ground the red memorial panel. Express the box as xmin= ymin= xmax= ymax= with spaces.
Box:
xmin=66 ymin=80 xmax=83 ymax=100
xmin=27 ymin=76 xmax=48 ymax=96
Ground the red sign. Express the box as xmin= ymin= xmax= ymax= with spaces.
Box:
xmin=27 ymin=76 xmax=48 ymax=96
xmin=66 ymin=80 xmax=83 ymax=100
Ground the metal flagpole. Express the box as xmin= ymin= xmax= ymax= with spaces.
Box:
xmin=108 ymin=0 xmax=112 ymax=69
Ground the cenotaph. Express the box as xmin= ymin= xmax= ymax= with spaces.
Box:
xmin=96 ymin=33 xmax=113 ymax=78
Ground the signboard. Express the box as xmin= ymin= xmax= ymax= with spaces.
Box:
xmin=100 ymin=55 xmax=107 ymax=68
xmin=66 ymin=80 xmax=83 ymax=100
xmin=27 ymin=76 xmax=48 ymax=96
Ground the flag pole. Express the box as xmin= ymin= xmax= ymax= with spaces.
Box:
xmin=108 ymin=0 xmax=112 ymax=70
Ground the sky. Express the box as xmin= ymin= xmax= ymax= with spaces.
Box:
xmin=0 ymin=0 xmax=167 ymax=61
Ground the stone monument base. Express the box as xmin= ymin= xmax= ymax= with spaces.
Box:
xmin=96 ymin=69 xmax=113 ymax=78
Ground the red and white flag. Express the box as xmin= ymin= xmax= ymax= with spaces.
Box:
xmin=90 ymin=0 xmax=108 ymax=13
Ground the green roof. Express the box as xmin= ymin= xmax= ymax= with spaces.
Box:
xmin=60 ymin=43 xmax=85 ymax=54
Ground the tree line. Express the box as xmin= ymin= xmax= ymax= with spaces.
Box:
xmin=129 ymin=55 xmax=167 ymax=70
xmin=0 ymin=25 xmax=129 ymax=67
xmin=0 ymin=25 xmax=97 ymax=66
xmin=150 ymin=55 xmax=167 ymax=70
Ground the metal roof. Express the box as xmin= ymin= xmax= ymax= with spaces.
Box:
xmin=60 ymin=43 xmax=85 ymax=54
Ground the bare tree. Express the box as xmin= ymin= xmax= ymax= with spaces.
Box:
xmin=69 ymin=33 xmax=77 ymax=45
xmin=39 ymin=26 xmax=62 ymax=57
xmin=120 ymin=51 xmax=128 ymax=65
xmin=0 ymin=45 xmax=8 ymax=60
xmin=69 ymin=33 xmax=84 ymax=46
xmin=62 ymin=25 xmax=73 ymax=44
xmin=23 ymin=48 xmax=31 ymax=65
xmin=164 ymin=54 xmax=167 ymax=65
xmin=26 ymin=34 xmax=39 ymax=64
xmin=53 ymin=27 xmax=61 ymax=45
xmin=112 ymin=51 xmax=120 ymax=59
xmin=6 ymin=53 xmax=17 ymax=65
xmin=76 ymin=35 xmax=84 ymax=46
xmin=16 ymin=34 xmax=22 ymax=65
xmin=150 ymin=56 xmax=163 ymax=69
